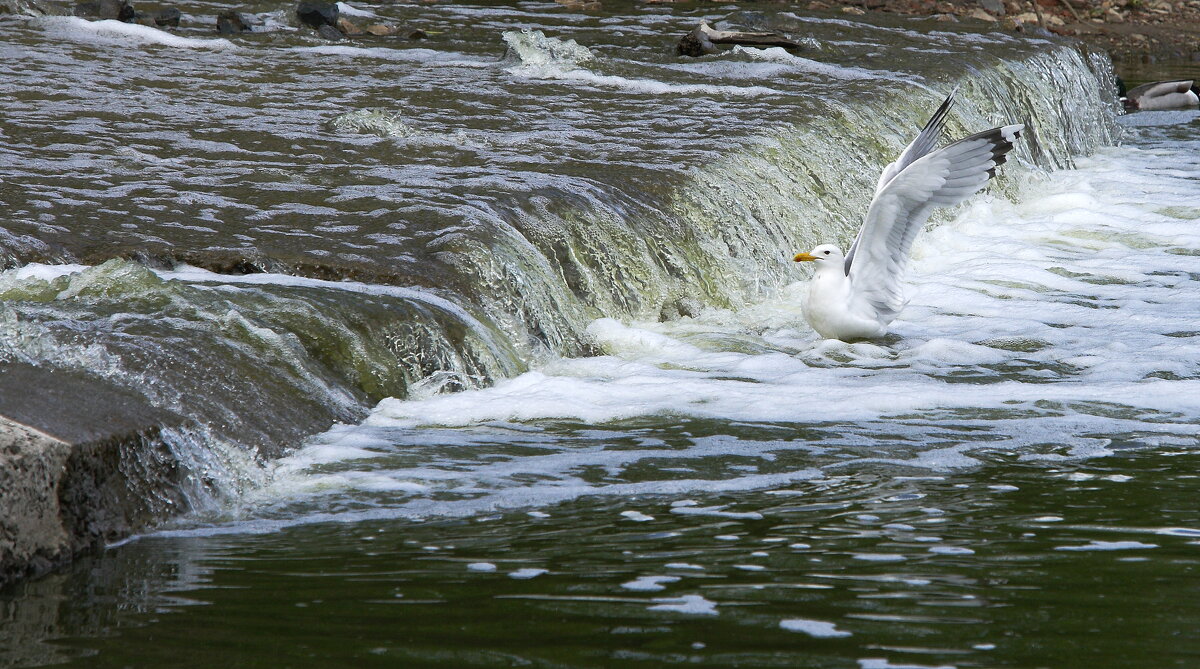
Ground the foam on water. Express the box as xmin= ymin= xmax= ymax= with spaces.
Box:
xmin=41 ymin=17 xmax=236 ymax=50
xmin=501 ymin=29 xmax=781 ymax=98
xmin=173 ymin=113 xmax=1200 ymax=534
xmin=289 ymin=45 xmax=492 ymax=67
xmin=1054 ymin=540 xmax=1158 ymax=551
xmin=780 ymin=618 xmax=853 ymax=637
xmin=647 ymin=594 xmax=719 ymax=616
xmin=334 ymin=2 xmax=376 ymax=18
xmin=730 ymin=45 xmax=897 ymax=81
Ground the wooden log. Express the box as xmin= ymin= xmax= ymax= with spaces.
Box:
xmin=678 ymin=21 xmax=800 ymax=57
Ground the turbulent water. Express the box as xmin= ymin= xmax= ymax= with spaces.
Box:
xmin=3 ymin=1 xmax=1200 ymax=667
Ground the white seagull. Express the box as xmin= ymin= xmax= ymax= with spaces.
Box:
xmin=793 ymin=90 xmax=1023 ymax=341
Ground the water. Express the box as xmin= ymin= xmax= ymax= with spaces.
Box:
xmin=3 ymin=1 xmax=1200 ymax=666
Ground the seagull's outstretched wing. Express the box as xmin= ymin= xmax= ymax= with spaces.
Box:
xmin=874 ymin=89 xmax=957 ymax=195
xmin=846 ymin=123 xmax=1024 ymax=322
xmin=844 ymin=90 xmax=956 ymax=275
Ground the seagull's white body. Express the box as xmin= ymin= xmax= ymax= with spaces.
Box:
xmin=800 ymin=244 xmax=888 ymax=340
xmin=794 ymin=91 xmax=1023 ymax=341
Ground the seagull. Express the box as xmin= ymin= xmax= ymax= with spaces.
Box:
xmin=793 ymin=90 xmax=1023 ymax=341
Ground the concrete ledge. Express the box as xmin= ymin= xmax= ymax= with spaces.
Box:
xmin=0 ymin=419 xmax=71 ymax=588
xmin=1 ymin=362 xmax=189 ymax=589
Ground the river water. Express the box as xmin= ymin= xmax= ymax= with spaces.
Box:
xmin=2 ymin=1 xmax=1200 ymax=667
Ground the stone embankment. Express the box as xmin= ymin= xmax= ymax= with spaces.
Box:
xmin=1 ymin=362 xmax=190 ymax=590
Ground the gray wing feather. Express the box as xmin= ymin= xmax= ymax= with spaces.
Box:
xmin=846 ymin=123 xmax=1024 ymax=321
xmin=844 ymin=89 xmax=956 ymax=275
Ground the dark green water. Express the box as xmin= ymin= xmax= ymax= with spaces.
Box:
xmin=4 ymin=448 xmax=1199 ymax=667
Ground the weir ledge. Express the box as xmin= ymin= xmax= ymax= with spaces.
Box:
xmin=0 ymin=362 xmax=190 ymax=590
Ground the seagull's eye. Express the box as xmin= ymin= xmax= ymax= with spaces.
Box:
xmin=823 ymin=250 xmax=831 ymax=255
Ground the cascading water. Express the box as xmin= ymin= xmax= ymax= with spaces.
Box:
xmin=12 ymin=4 xmax=1200 ymax=665
xmin=1 ymin=7 xmax=1120 ymax=504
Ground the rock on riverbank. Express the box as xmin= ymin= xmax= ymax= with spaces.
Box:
xmin=0 ymin=363 xmax=192 ymax=590
xmin=803 ymin=0 xmax=1200 ymax=58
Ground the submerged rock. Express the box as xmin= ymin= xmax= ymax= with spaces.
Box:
xmin=153 ymin=6 xmax=179 ymax=27
xmin=677 ymin=24 xmax=717 ymax=57
xmin=73 ymin=0 xmax=134 ymax=21
xmin=216 ymin=9 xmax=252 ymax=33
xmin=363 ymin=22 xmax=397 ymax=35
xmin=296 ymin=0 xmax=338 ymax=29
xmin=324 ymin=108 xmax=421 ymax=138
xmin=336 ymin=15 xmax=362 ymax=35
xmin=316 ymin=23 xmax=342 ymax=40
xmin=0 ymin=362 xmax=190 ymax=589
xmin=981 ymin=0 xmax=1005 ymax=15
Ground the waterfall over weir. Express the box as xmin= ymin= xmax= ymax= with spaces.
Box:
xmin=0 ymin=6 xmax=1119 ymax=511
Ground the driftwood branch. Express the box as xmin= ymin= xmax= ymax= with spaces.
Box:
xmin=1030 ymin=0 xmax=1046 ymax=28
xmin=1056 ymin=0 xmax=1084 ymax=23
xmin=677 ymin=21 xmax=801 ymax=57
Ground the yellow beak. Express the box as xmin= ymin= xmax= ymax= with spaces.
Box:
xmin=793 ymin=252 xmax=818 ymax=262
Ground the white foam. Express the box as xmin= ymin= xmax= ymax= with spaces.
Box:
xmin=335 ymin=2 xmax=376 ymax=17
xmin=1155 ymin=527 xmax=1200 ymax=537
xmin=467 ymin=562 xmax=497 ymax=572
xmin=731 ymin=46 xmax=890 ymax=81
xmin=291 ymin=45 xmax=491 ymax=68
xmin=928 ymin=545 xmax=975 ymax=555
xmin=621 ymin=575 xmax=680 ymax=592
xmin=620 ymin=510 xmax=654 ymax=522
xmin=780 ymin=618 xmax=852 ymax=638
xmin=346 ymin=138 xmax=1200 ymax=460
xmin=665 ymin=563 xmax=704 ymax=570
xmin=670 ymin=505 xmax=762 ymax=520
xmin=1054 ymin=540 xmax=1158 ymax=551
xmin=43 ymin=17 xmax=236 ymax=50
xmin=501 ymin=29 xmax=779 ymax=98
xmin=852 ymin=553 xmax=906 ymax=562
xmin=647 ymin=594 xmax=718 ymax=616
xmin=509 ymin=568 xmax=547 ymax=579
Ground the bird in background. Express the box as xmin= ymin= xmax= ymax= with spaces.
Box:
xmin=794 ymin=90 xmax=1023 ymax=341
xmin=1121 ymin=79 xmax=1199 ymax=112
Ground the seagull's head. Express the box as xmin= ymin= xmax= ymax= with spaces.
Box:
xmin=793 ymin=244 xmax=843 ymax=264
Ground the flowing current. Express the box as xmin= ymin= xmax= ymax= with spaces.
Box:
xmin=2 ymin=2 xmax=1199 ymax=667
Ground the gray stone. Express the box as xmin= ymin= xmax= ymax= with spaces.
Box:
xmin=0 ymin=420 xmax=70 ymax=588
xmin=0 ymin=362 xmax=189 ymax=590
xmin=72 ymin=0 xmax=134 ymax=21
xmin=216 ymin=9 xmax=252 ymax=34
xmin=296 ymin=0 xmax=337 ymax=29
xmin=153 ymin=6 xmax=179 ymax=27
xmin=980 ymin=0 xmax=1006 ymax=16
xmin=316 ymin=23 xmax=343 ymax=40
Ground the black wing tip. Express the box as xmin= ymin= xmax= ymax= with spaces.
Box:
xmin=922 ymin=88 xmax=956 ymax=132
xmin=963 ymin=124 xmax=1024 ymax=158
